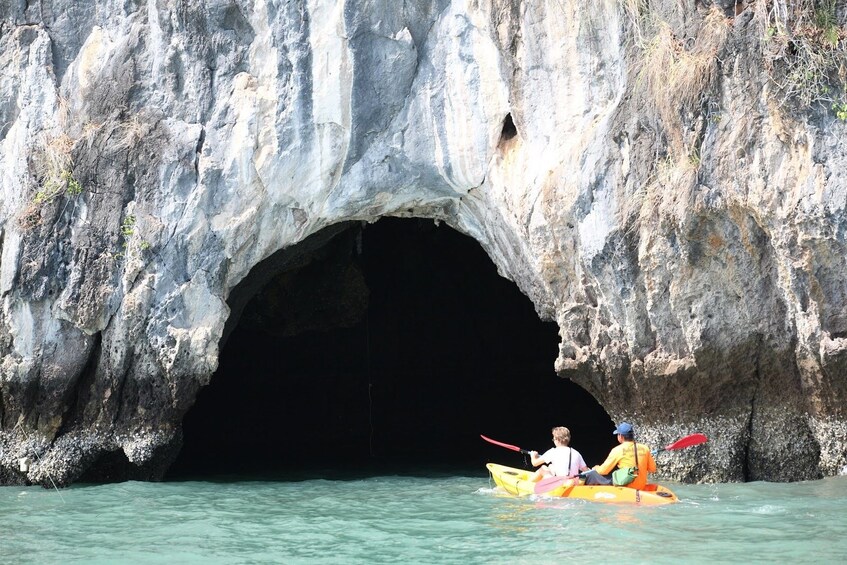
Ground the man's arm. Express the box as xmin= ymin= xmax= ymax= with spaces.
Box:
xmin=528 ymin=451 xmax=545 ymax=468
xmin=644 ymin=447 xmax=657 ymax=473
xmin=593 ymin=446 xmax=621 ymax=475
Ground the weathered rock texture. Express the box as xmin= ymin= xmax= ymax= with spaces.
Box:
xmin=1 ymin=0 xmax=846 ymax=485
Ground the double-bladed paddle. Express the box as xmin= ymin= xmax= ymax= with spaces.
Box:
xmin=483 ymin=432 xmax=708 ymax=493
xmin=651 ymin=433 xmax=708 ymax=456
xmin=483 ymin=432 xmax=708 ymax=458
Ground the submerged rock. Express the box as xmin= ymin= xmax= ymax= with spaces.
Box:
xmin=1 ymin=1 xmax=846 ymax=485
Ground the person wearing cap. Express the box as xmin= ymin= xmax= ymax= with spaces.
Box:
xmin=582 ymin=422 xmax=657 ymax=489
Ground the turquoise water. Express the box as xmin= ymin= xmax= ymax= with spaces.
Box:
xmin=2 ymin=470 xmax=846 ymax=564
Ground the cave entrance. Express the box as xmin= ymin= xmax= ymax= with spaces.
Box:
xmin=167 ymin=218 xmax=613 ymax=479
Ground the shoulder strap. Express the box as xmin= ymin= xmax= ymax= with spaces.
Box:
xmin=632 ymin=440 xmax=639 ymax=470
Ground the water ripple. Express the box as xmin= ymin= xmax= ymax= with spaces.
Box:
xmin=2 ymin=474 xmax=846 ymax=563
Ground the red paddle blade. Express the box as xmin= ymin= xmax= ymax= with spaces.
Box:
xmin=665 ymin=433 xmax=708 ymax=451
xmin=480 ymin=434 xmax=523 ymax=452
xmin=534 ymin=476 xmax=572 ymax=494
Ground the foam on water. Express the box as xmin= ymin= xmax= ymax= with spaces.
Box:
xmin=750 ymin=504 xmax=786 ymax=514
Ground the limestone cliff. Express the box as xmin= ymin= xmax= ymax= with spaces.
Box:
xmin=1 ymin=0 xmax=846 ymax=485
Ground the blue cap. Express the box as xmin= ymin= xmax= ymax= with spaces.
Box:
xmin=613 ymin=422 xmax=633 ymax=435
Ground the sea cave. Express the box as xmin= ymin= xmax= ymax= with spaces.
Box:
xmin=168 ymin=218 xmax=614 ymax=479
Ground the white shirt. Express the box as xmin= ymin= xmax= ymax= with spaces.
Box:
xmin=541 ymin=446 xmax=587 ymax=477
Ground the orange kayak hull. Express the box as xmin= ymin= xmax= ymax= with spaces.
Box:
xmin=486 ymin=463 xmax=678 ymax=505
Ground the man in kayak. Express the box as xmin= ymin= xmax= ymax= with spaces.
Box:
xmin=527 ymin=426 xmax=590 ymax=480
xmin=582 ymin=422 xmax=657 ymax=489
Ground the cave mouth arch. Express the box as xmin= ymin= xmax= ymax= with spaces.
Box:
xmin=167 ymin=218 xmax=614 ymax=479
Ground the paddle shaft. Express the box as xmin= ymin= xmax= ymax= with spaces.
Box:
xmin=534 ymin=476 xmax=575 ymax=495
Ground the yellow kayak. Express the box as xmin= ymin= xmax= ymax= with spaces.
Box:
xmin=486 ymin=463 xmax=678 ymax=505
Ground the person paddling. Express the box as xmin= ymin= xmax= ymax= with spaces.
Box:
xmin=583 ymin=422 xmax=657 ymax=489
xmin=528 ymin=426 xmax=590 ymax=481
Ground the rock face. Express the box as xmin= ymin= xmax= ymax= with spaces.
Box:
xmin=1 ymin=0 xmax=846 ymax=485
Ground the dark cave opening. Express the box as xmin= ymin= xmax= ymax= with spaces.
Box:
xmin=167 ymin=218 xmax=614 ymax=479
xmin=500 ymin=113 xmax=517 ymax=141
